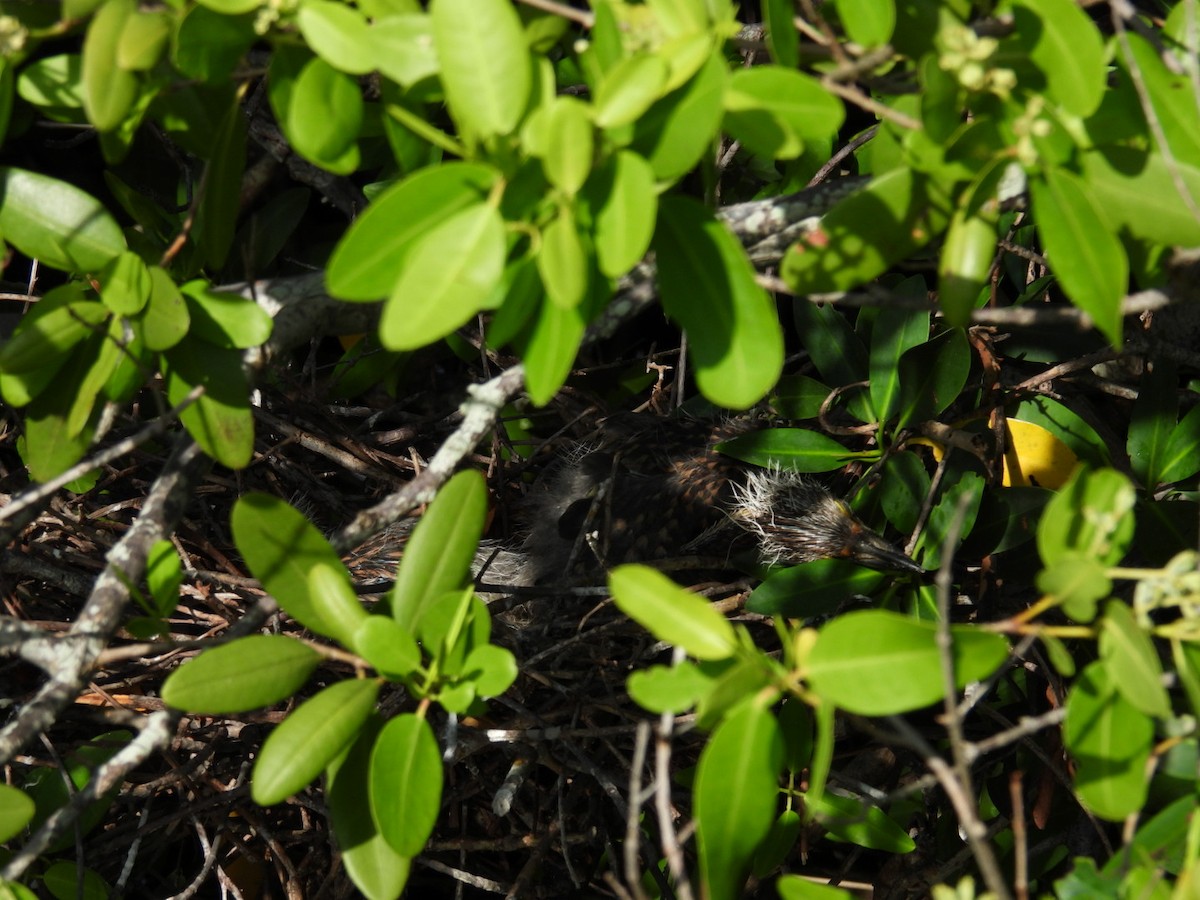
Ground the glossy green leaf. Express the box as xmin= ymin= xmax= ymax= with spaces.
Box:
xmin=286 ymin=57 xmax=362 ymax=175
xmin=1036 ymin=551 xmax=1111 ymax=624
xmin=0 ymin=301 xmax=108 ymax=373
xmin=1116 ymin=32 xmax=1200 ymax=163
xmin=724 ymin=67 xmax=844 ymax=160
xmin=354 ymin=615 xmax=422 ymax=680
xmin=144 ymin=539 xmax=183 ymax=616
xmin=752 ymin=809 xmax=803 ymax=878
xmin=537 ymin=206 xmax=589 ymax=310
xmin=718 ymin=428 xmax=867 ymax=473
xmin=253 ymin=678 xmax=380 ymax=806
xmin=17 ymin=54 xmax=85 ymax=112
xmin=938 ymin=208 xmax=996 ymax=327
xmin=461 ymin=643 xmax=518 ymax=698
xmin=609 ymin=564 xmax=737 ymax=660
xmin=196 ymin=98 xmax=247 ymax=270
xmin=81 ymin=0 xmax=137 ymax=131
xmin=762 ymin=0 xmax=799 ymax=67
xmin=521 ymin=296 xmax=587 ymax=406
xmin=747 ymin=560 xmax=885 ymax=617
xmin=66 ymin=319 xmax=123 ymax=437
xmin=541 ymin=97 xmax=593 ymax=195
xmin=19 ymin=368 xmax=97 ymax=483
xmin=1099 ymin=600 xmax=1170 ymax=719
xmin=0 ymin=167 xmax=125 ymax=273
xmin=807 ymin=791 xmax=915 ymax=852
xmin=695 ymin=657 xmax=774 ymax=731
xmin=918 ymin=470 xmax=984 ymax=570
xmin=631 ymin=51 xmax=725 ymax=181
xmin=1037 ymin=467 xmax=1136 ymax=568
xmin=116 ymin=9 xmax=171 ymax=71
xmin=592 ymin=53 xmax=669 ymax=130
xmin=371 ymin=14 xmax=440 ymax=87
xmin=772 ymin=374 xmax=831 ymax=421
xmin=180 ymin=281 xmax=273 ymax=349
xmin=585 ymin=150 xmax=657 ymax=278
xmin=869 ymin=304 xmax=929 ymax=425
xmin=1159 ymin=402 xmax=1200 ymax=485
xmin=0 ymin=784 xmax=34 ymax=843
xmin=807 ymin=611 xmax=1010 ymax=715
xmin=1029 ymin=167 xmax=1127 ymax=347
xmin=137 ymin=266 xmax=190 ymax=351
xmin=172 ymin=6 xmax=256 ymax=82
xmin=627 ymin=660 xmax=715 ymax=713
xmin=298 ymin=0 xmax=373 ymax=75
xmin=783 ymin=169 xmax=945 ymax=295
xmin=369 ymin=713 xmax=443 ymax=856
xmin=390 ymin=470 xmax=487 ymax=635
xmin=654 ymin=195 xmax=783 ymax=408
xmin=1064 ymin=661 xmax=1152 ymax=821
xmin=777 ymin=875 xmax=854 ymax=900
xmin=232 ymin=493 xmax=364 ymax=644
xmin=430 ymin=0 xmax=531 ymax=140
xmin=1128 ymin=360 xmax=1176 ymax=490
xmin=1011 ymin=0 xmax=1105 ymax=116
xmin=328 ymin=718 xmax=413 ymax=900
xmin=894 ymin=329 xmax=971 ymax=428
xmin=40 ymin=862 xmax=109 ymax=900
xmin=380 ymin=202 xmax=506 ymax=350
xmin=162 ymin=635 xmax=321 ymax=714
xmin=694 ymin=703 xmax=783 ymax=900
xmin=836 ymin=0 xmax=894 ymax=45
xmin=98 ymin=251 xmax=150 ymax=315
xmin=163 ymin=338 xmax=254 ymax=469
xmin=328 ymin=163 xmax=498 ymax=301
xmin=1080 ymin=147 xmax=1200 ymax=248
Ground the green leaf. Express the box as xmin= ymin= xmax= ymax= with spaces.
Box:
xmin=1159 ymin=402 xmax=1200 ymax=485
xmin=161 ymin=635 xmax=322 ymax=714
xmin=380 ymin=202 xmax=506 ymax=350
xmin=752 ymin=809 xmax=803 ymax=878
xmin=232 ymin=493 xmax=365 ymax=645
xmin=0 ymin=301 xmax=108 ymax=373
xmin=99 ymin=251 xmax=151 ymax=315
xmin=1080 ymin=147 xmax=1200 ymax=248
xmin=298 ymin=0 xmax=373 ymax=75
xmin=1012 ymin=394 xmax=1110 ymax=468
xmin=631 ymin=51 xmax=726 ymax=181
xmin=835 ymin=0 xmax=894 ymax=45
xmin=762 ymin=0 xmax=799 ymax=66
xmin=807 ymin=611 xmax=1010 ymax=715
xmin=627 ymin=660 xmax=715 ymax=713
xmin=1127 ymin=360 xmax=1176 ymax=490
xmin=654 ymin=195 xmax=783 ymax=408
xmin=521 ymin=296 xmax=587 ymax=406
xmin=807 ymin=791 xmax=915 ymax=852
xmin=694 ymin=703 xmax=783 ymax=900
xmin=136 ymin=266 xmax=190 ymax=351
xmin=327 ymin=718 xmax=413 ymax=900
xmin=163 ymin=338 xmax=254 ymax=469
xmin=354 ymin=616 xmax=422 ymax=680
xmin=180 ymin=281 xmax=273 ymax=349
xmin=1037 ymin=467 xmax=1136 ymax=568
xmin=391 ymin=470 xmax=487 ymax=635
xmin=369 ymin=713 xmax=443 ymax=856
xmin=81 ymin=0 xmax=138 ymax=131
xmin=723 ymin=67 xmax=844 ymax=160
xmin=609 ymin=564 xmax=737 ymax=660
xmin=17 ymin=54 xmax=85 ymax=113
xmin=938 ymin=208 xmax=996 ymax=328
xmin=1029 ymin=167 xmax=1127 ymax=347
xmin=772 ymin=374 xmax=831 ymax=421
xmin=592 ymin=53 xmax=669 ymax=130
xmin=777 ymin=875 xmax=854 ymax=900
xmin=1116 ymin=32 xmax=1200 ymax=163
xmin=718 ymin=428 xmax=867 ymax=473
xmin=144 ymin=539 xmax=183 ymax=616
xmin=1099 ymin=601 xmax=1171 ymax=719
xmin=868 ymin=303 xmax=929 ymax=425
xmin=537 ymin=206 xmax=590 ymax=310
xmin=328 ymin=163 xmax=498 ymax=301
xmin=460 ymin=643 xmax=518 ymax=698
xmin=195 ymin=98 xmax=247 ymax=270
xmin=746 ymin=560 xmax=885 ymax=617
xmin=286 ymin=57 xmax=362 ymax=175
xmin=371 ymin=14 xmax=440 ymax=87
xmin=782 ymin=169 xmax=942 ymax=295
xmin=894 ymin=329 xmax=971 ymax=428
xmin=1036 ymin=551 xmax=1111 ymax=624
xmin=1064 ymin=662 xmax=1152 ymax=821
xmin=253 ymin=678 xmax=380 ymax=806
xmin=116 ymin=9 xmax=171 ymax=71
xmin=40 ymin=862 xmax=109 ymax=900
xmin=584 ymin=150 xmax=658 ymax=278
xmin=0 ymin=167 xmax=126 ymax=273
xmin=430 ymin=0 xmax=532 ymax=140
xmin=172 ymin=6 xmax=256 ymax=82
xmin=1010 ymin=0 xmax=1105 ymax=117
xmin=0 ymin=784 xmax=35 ymax=843
xmin=540 ymin=97 xmax=593 ymax=195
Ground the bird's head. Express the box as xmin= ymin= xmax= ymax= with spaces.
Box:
xmin=728 ymin=467 xmax=924 ymax=574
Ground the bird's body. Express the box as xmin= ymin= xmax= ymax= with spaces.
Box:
xmin=518 ymin=414 xmax=922 ymax=583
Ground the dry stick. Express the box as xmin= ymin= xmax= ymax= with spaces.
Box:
xmin=655 ymin=709 xmax=696 ymax=900
xmin=932 ymin=491 xmax=1013 ymax=900
xmin=625 ymin=722 xmax=652 ymax=900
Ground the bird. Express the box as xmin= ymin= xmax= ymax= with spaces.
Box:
xmin=515 ymin=413 xmax=923 ymax=585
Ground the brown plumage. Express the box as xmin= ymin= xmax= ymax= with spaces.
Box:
xmin=519 ymin=414 xmax=922 ymax=583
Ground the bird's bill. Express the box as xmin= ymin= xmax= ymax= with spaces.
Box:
xmin=850 ymin=529 xmax=925 ymax=575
